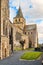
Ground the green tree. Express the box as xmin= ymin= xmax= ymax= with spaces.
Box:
xmin=20 ymin=40 xmax=25 ymax=50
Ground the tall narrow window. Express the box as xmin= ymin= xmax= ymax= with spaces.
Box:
xmin=3 ymin=20 xmax=5 ymax=35
xmin=19 ymin=19 xmax=20 ymax=21
xmin=25 ymin=32 xmax=26 ymax=35
xmin=3 ymin=20 xmax=8 ymax=36
xmin=30 ymin=32 xmax=32 ymax=35
xmin=5 ymin=25 xmax=8 ymax=36
xmin=15 ymin=19 xmax=17 ymax=22
xmin=28 ymin=32 xmax=29 ymax=34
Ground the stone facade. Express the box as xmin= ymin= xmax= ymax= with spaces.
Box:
xmin=13 ymin=7 xmax=38 ymax=49
xmin=24 ymin=24 xmax=38 ymax=48
xmin=0 ymin=0 xmax=14 ymax=59
xmin=1 ymin=0 xmax=10 ymax=59
xmin=0 ymin=0 xmax=38 ymax=59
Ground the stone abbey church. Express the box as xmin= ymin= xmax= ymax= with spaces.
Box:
xmin=0 ymin=0 xmax=38 ymax=59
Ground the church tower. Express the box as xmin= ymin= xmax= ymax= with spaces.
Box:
xmin=13 ymin=6 xmax=26 ymax=30
xmin=0 ymin=0 xmax=10 ymax=59
xmin=1 ymin=0 xmax=9 ymax=35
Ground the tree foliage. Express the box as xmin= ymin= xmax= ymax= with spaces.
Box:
xmin=20 ymin=40 xmax=25 ymax=50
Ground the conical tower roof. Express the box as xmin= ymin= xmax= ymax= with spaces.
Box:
xmin=16 ymin=6 xmax=24 ymax=18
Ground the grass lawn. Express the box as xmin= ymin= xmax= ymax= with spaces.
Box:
xmin=26 ymin=48 xmax=34 ymax=51
xmin=14 ymin=47 xmax=22 ymax=51
xmin=21 ymin=52 xmax=42 ymax=60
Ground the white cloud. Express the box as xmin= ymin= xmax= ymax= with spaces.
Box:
xmin=37 ymin=21 xmax=43 ymax=43
xmin=9 ymin=0 xmax=43 ymax=20
xmin=9 ymin=7 xmax=16 ymax=22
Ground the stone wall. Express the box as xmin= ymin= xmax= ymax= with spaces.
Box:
xmin=22 ymin=35 xmax=29 ymax=49
xmin=23 ymin=24 xmax=38 ymax=48
xmin=1 ymin=36 xmax=9 ymax=59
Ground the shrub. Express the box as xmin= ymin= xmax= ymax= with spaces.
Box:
xmin=35 ymin=47 xmax=40 ymax=51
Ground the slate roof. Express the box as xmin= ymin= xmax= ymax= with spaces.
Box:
xmin=24 ymin=24 xmax=36 ymax=31
xmin=14 ymin=6 xmax=25 ymax=19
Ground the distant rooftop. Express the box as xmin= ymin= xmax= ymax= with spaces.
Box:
xmin=24 ymin=24 xmax=37 ymax=31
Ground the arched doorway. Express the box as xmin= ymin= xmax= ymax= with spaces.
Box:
xmin=29 ymin=40 xmax=32 ymax=48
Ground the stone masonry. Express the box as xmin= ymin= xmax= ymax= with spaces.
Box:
xmin=0 ymin=0 xmax=38 ymax=59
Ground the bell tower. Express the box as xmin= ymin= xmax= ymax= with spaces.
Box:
xmin=13 ymin=6 xmax=26 ymax=30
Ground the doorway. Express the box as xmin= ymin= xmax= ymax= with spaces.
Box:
xmin=29 ymin=40 xmax=32 ymax=48
xmin=5 ymin=48 xmax=6 ymax=57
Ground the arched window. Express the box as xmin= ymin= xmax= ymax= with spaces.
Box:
xmin=31 ymin=32 xmax=32 ymax=34
xmin=3 ymin=20 xmax=8 ymax=36
xmin=5 ymin=24 xmax=8 ymax=36
xmin=19 ymin=18 xmax=20 ymax=21
xmin=3 ymin=20 xmax=5 ymax=35
xmin=15 ymin=19 xmax=17 ymax=22
xmin=25 ymin=32 xmax=26 ymax=35
xmin=28 ymin=32 xmax=29 ymax=34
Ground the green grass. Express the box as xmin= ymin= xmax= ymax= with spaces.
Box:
xmin=14 ymin=47 xmax=22 ymax=51
xmin=21 ymin=52 xmax=42 ymax=60
xmin=26 ymin=48 xmax=34 ymax=51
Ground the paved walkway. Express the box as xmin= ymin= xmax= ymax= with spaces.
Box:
xmin=0 ymin=51 xmax=42 ymax=65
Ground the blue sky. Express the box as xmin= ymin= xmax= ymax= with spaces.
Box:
xmin=9 ymin=0 xmax=43 ymax=44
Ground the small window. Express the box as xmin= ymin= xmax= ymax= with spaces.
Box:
xmin=31 ymin=32 xmax=32 ymax=34
xmin=15 ymin=19 xmax=17 ymax=22
xmin=25 ymin=32 xmax=26 ymax=34
xmin=19 ymin=19 xmax=20 ymax=21
xmin=28 ymin=32 xmax=29 ymax=34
